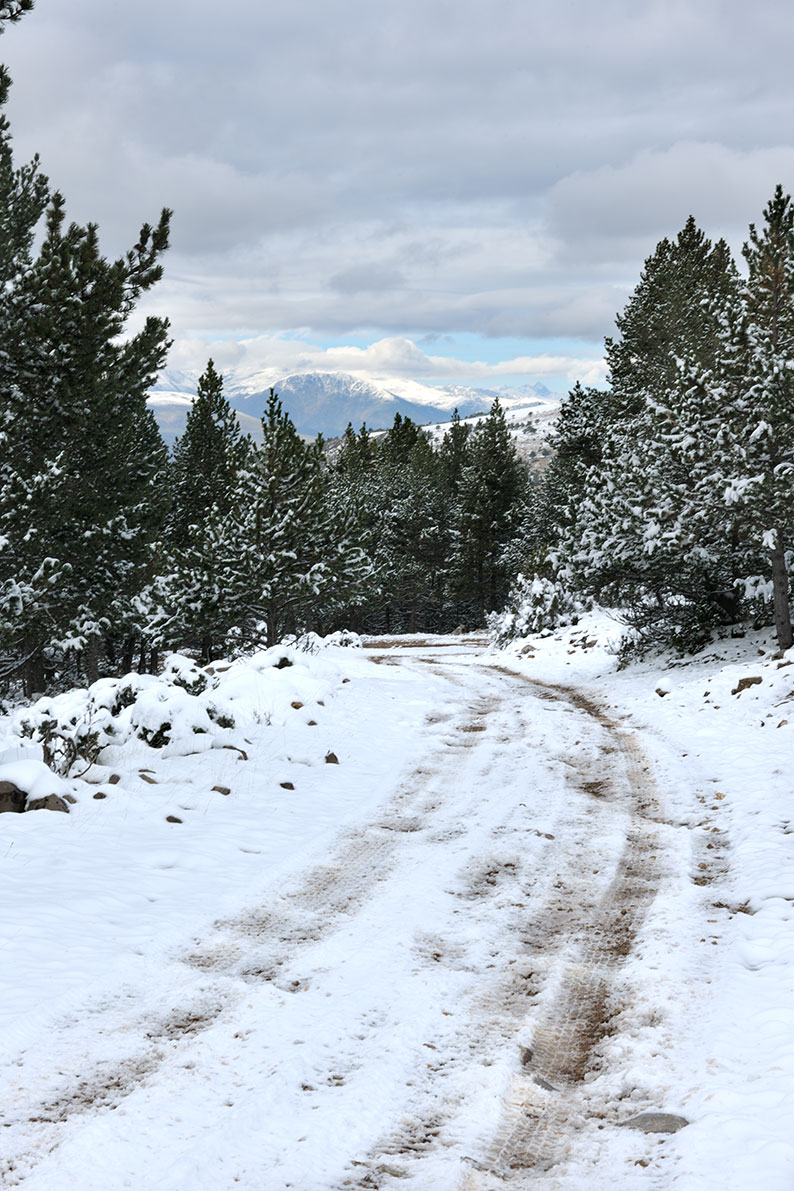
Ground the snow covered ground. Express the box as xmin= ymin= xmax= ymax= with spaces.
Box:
xmin=0 ymin=623 xmax=792 ymax=1189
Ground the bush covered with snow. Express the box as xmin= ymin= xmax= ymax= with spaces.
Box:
xmin=282 ymin=630 xmax=363 ymax=654
xmin=11 ymin=647 xmax=345 ymax=775
xmin=488 ymin=572 xmax=580 ymax=648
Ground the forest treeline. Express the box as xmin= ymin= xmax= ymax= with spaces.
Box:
xmin=516 ymin=195 xmax=794 ymax=660
xmin=1 ymin=1 xmax=792 ymax=697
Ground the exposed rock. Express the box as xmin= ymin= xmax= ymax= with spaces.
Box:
xmin=93 ymin=792 xmax=107 ymax=800
xmin=325 ymin=751 xmax=340 ymax=765
xmin=0 ymin=782 xmax=28 ymax=814
xmin=621 ymin=1112 xmax=689 ymax=1134
xmin=0 ymin=782 xmax=70 ymax=814
xmin=26 ymin=794 xmax=69 ymax=813
xmin=732 ymin=675 xmax=763 ymax=695
xmin=291 ymin=701 xmax=304 ymax=709
xmin=280 ymin=781 xmax=295 ymax=790
xmin=139 ymin=773 xmax=158 ymax=785
xmin=212 ymin=785 xmax=231 ymax=796
xmin=166 ymin=814 xmax=182 ymax=823
xmin=655 ymin=687 xmax=668 ymax=698
xmin=108 ymin=774 xmax=122 ymax=785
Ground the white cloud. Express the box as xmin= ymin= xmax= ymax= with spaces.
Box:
xmin=165 ymin=334 xmax=606 ymax=388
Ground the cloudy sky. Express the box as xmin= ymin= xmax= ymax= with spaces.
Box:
xmin=2 ymin=0 xmax=793 ymax=389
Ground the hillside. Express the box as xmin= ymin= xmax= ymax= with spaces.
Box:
xmin=148 ymin=368 xmax=557 ymax=445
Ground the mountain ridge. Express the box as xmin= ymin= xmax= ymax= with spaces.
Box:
xmin=149 ymin=368 xmax=554 ymax=444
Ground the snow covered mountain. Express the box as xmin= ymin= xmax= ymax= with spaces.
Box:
xmin=148 ymin=369 xmax=554 ymax=443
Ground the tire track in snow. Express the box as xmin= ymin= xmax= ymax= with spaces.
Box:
xmin=335 ymin=665 xmax=669 ymax=1190
xmin=459 ymin=675 xmax=666 ymax=1187
xmin=0 ymin=666 xmax=487 ymax=1188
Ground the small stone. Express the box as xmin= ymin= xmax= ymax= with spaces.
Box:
xmin=307 ymin=720 xmax=317 ymax=726
xmin=342 ymin=678 xmax=350 ymax=684
xmin=654 ymin=687 xmax=668 ymax=698
xmin=280 ymin=781 xmax=295 ymax=790
xmin=731 ymin=675 xmax=763 ymax=695
xmin=325 ymin=752 xmax=339 ymax=765
xmin=93 ymin=792 xmax=107 ymax=800
xmin=621 ymin=1112 xmax=689 ymax=1135
xmin=108 ymin=774 xmax=122 ymax=785
xmin=139 ymin=773 xmax=158 ymax=785
xmin=166 ymin=815 xmax=182 ymax=824
xmin=212 ymin=785 xmax=231 ymax=795
xmin=26 ymin=794 xmax=70 ymax=813
xmin=291 ymin=701 xmax=304 ymax=710
xmin=63 ymin=793 xmax=78 ymax=804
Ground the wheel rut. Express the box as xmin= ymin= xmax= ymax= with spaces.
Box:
xmin=0 ymin=665 xmax=490 ymax=1188
xmin=459 ymin=674 xmax=665 ymax=1187
xmin=1 ymin=653 xmax=672 ymax=1191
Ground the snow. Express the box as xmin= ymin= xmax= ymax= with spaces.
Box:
xmin=0 ymin=759 xmax=72 ymax=801
xmin=0 ymin=624 xmax=792 ymax=1188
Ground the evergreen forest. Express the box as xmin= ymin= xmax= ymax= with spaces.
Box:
xmin=1 ymin=1 xmax=793 ymax=698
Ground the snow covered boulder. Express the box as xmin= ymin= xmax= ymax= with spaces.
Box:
xmin=0 ymin=761 xmax=71 ymax=814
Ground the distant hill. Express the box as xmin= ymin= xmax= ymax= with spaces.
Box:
xmin=148 ymin=368 xmax=554 ymax=445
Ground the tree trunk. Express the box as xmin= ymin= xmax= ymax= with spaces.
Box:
xmin=770 ymin=535 xmax=793 ymax=651
xmin=266 ymin=608 xmax=278 ymax=648
xmin=22 ymin=644 xmax=45 ymax=699
xmin=121 ymin=638 xmax=135 ymax=675
xmin=84 ymin=637 xmax=100 ymax=685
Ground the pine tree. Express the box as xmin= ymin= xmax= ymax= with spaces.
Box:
xmin=377 ymin=422 xmax=447 ymax=631
xmin=158 ymin=360 xmax=253 ymax=659
xmin=561 ymin=221 xmax=745 ymax=653
xmin=214 ymin=391 xmax=373 ymax=646
xmin=451 ymin=400 xmax=527 ymax=621
xmin=0 ymin=189 xmax=172 ymax=690
xmin=606 ymin=217 xmax=737 ymax=413
xmin=727 ymin=186 xmax=794 ymax=650
xmin=168 ymin=359 xmax=251 ymax=548
xmin=0 ymin=3 xmax=35 ymax=24
xmin=438 ymin=408 xmax=471 ymax=498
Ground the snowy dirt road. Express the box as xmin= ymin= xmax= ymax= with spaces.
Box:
xmin=1 ymin=643 xmax=693 ymax=1191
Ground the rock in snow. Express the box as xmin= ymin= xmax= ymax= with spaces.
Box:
xmin=0 ymin=761 xmax=71 ymax=813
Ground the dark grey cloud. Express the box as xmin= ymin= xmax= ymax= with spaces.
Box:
xmin=2 ymin=0 xmax=793 ymax=379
